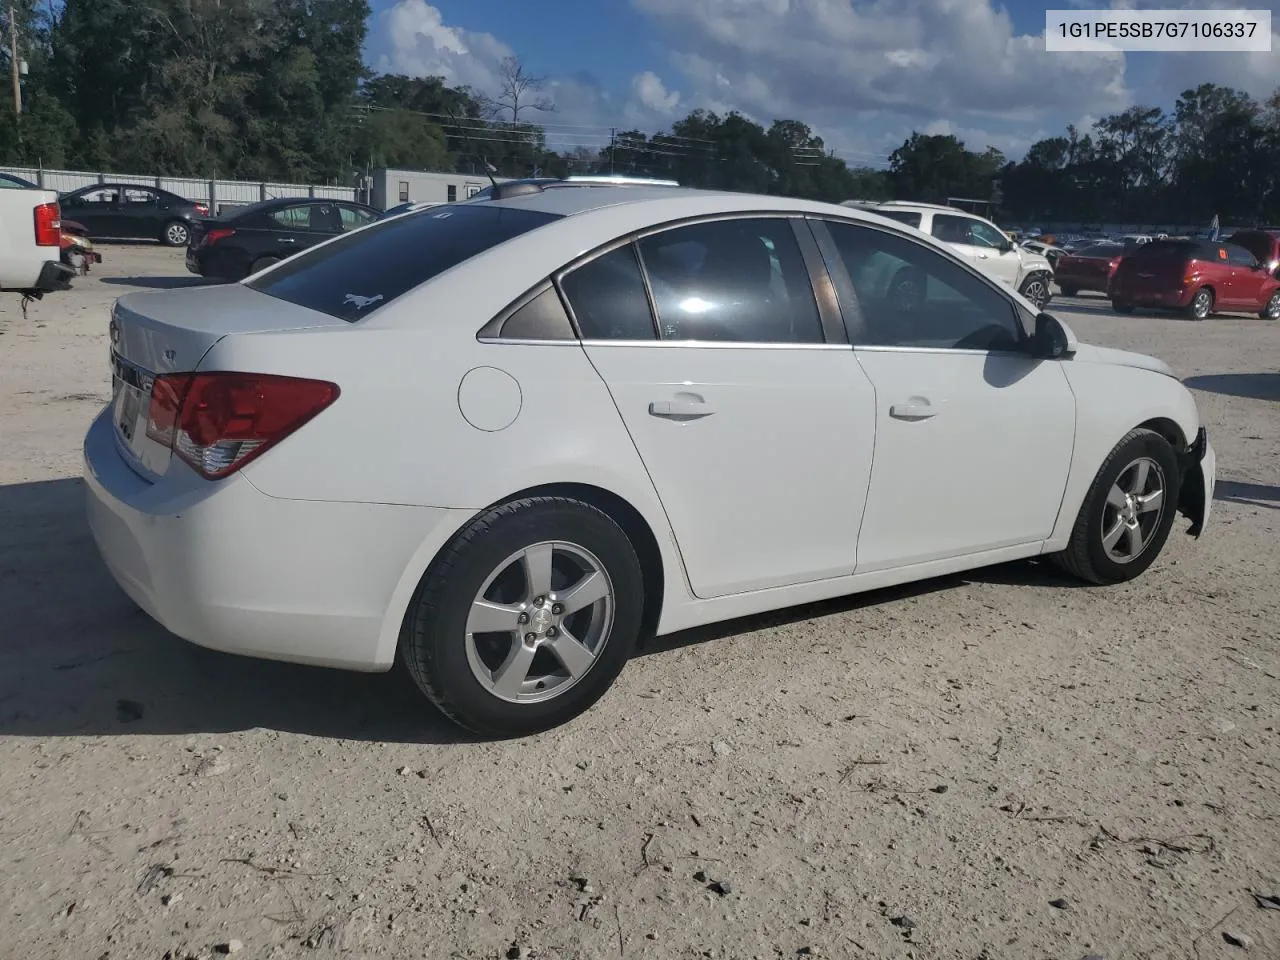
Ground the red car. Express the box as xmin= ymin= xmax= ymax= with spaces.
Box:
xmin=1054 ymin=241 xmax=1128 ymax=296
xmin=1225 ymin=229 xmax=1280 ymax=277
xmin=1110 ymin=238 xmax=1280 ymax=320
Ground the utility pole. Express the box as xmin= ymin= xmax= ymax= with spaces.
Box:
xmin=609 ymin=128 xmax=616 ymax=174
xmin=9 ymin=2 xmax=21 ymax=117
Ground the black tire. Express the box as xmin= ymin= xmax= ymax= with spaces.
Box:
xmin=1059 ymin=285 xmax=1079 ymax=298
xmin=1050 ymin=428 xmax=1181 ymax=585
xmin=1185 ymin=287 xmax=1213 ymax=321
xmin=162 ymin=220 xmax=190 ymax=247
xmin=250 ymin=256 xmax=280 ymax=275
xmin=1111 ymin=298 xmax=1134 ymax=314
xmin=1259 ymin=291 xmax=1280 ymax=321
xmin=1019 ymin=273 xmax=1051 ymax=310
xmin=399 ymin=497 xmax=645 ymax=737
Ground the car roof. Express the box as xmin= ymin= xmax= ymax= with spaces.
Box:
xmin=479 ymin=184 xmax=890 ymax=222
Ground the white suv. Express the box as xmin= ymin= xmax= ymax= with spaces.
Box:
xmin=845 ymin=201 xmax=1055 ymax=309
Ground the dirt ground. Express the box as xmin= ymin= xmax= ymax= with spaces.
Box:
xmin=1 ymin=243 xmax=1277 ymax=960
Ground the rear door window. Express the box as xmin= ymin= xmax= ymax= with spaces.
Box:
xmin=247 ymin=204 xmax=562 ymax=321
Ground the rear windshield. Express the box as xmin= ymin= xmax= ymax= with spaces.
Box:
xmin=876 ymin=210 xmax=923 ymax=228
xmin=246 ymin=203 xmax=562 ymax=321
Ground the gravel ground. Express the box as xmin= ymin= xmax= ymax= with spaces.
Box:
xmin=1 ymin=244 xmax=1277 ymax=960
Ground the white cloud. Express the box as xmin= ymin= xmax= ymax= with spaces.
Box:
xmin=631 ymin=71 xmax=682 ymax=115
xmin=376 ymin=0 xmax=513 ymax=94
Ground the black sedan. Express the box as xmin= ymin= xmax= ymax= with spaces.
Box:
xmin=57 ymin=183 xmax=209 ymax=245
xmin=185 ymin=197 xmax=380 ymax=281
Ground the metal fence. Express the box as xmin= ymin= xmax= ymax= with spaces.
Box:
xmin=1 ymin=166 xmax=360 ymax=214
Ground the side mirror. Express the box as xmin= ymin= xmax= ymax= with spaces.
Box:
xmin=1000 ymin=239 xmax=1015 ymax=253
xmin=1029 ymin=311 xmax=1072 ymax=359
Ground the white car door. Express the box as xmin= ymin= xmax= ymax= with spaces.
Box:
xmin=812 ymin=217 xmax=1076 ymax=573
xmin=559 ymin=217 xmax=877 ymax=600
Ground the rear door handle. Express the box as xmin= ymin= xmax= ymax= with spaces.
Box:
xmin=280 ymin=237 xmax=298 ymax=244
xmin=649 ymin=398 xmax=714 ymax=419
xmin=889 ymin=400 xmax=936 ymax=421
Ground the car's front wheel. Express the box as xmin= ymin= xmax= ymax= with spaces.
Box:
xmin=400 ymin=497 xmax=645 ymax=737
xmin=1260 ymin=291 xmax=1280 ymax=321
xmin=1051 ymin=428 xmax=1181 ymax=585
xmin=1019 ymin=273 xmax=1051 ymax=310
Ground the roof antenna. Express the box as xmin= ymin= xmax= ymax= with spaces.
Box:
xmin=481 ymin=157 xmax=499 ymax=189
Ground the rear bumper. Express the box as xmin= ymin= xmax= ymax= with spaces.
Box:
xmin=1 ymin=258 xmax=76 ymax=295
xmin=82 ymin=407 xmax=465 ymax=671
xmin=1113 ymin=286 xmax=1192 ymax=308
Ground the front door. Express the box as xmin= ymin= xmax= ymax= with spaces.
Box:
xmin=560 ymin=217 xmax=876 ymax=599
xmin=815 ymin=217 xmax=1076 ymax=572
xmin=119 ymin=187 xmax=162 ymax=239
xmin=1225 ymin=244 xmax=1267 ymax=308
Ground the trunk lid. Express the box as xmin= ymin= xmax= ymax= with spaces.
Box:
xmin=186 ymin=216 xmax=221 ymax=250
xmin=108 ymin=284 xmax=347 ymax=480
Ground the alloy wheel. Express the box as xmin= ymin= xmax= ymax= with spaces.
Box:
xmin=166 ymin=223 xmax=189 ymax=246
xmin=1192 ymin=290 xmax=1212 ymax=319
xmin=464 ymin=541 xmax=615 ymax=704
xmin=1023 ymin=279 xmax=1049 ymax=308
xmin=1100 ymin=457 xmax=1166 ymax=564
xmin=1266 ymin=293 xmax=1280 ymax=320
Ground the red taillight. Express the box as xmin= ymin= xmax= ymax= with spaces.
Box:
xmin=34 ymin=202 xmax=61 ymax=247
xmin=194 ymin=203 xmax=210 ymax=216
xmin=1108 ymin=257 xmax=1121 ymax=274
xmin=145 ymin=372 xmax=339 ymax=480
xmin=204 ymin=226 xmax=236 ymax=247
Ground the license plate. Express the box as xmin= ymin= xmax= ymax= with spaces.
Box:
xmin=113 ymin=376 xmax=145 ymax=442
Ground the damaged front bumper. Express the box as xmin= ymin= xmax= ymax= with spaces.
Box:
xmin=1176 ymin=426 xmax=1215 ymax=537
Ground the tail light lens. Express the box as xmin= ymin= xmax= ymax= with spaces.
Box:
xmin=194 ymin=203 xmax=210 ymax=216
xmin=203 ymin=226 xmax=236 ymax=247
xmin=34 ymin=202 xmax=61 ymax=247
xmin=145 ymin=372 xmax=339 ymax=479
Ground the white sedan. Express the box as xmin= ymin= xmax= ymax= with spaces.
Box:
xmin=84 ymin=185 xmax=1216 ymax=736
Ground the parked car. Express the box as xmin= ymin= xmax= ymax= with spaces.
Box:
xmin=1110 ymin=238 xmax=1280 ymax=320
xmin=85 ymin=185 xmax=1215 ymax=736
xmin=1225 ymin=229 xmax=1280 ymax=277
xmin=0 ymin=171 xmax=39 ymax=189
xmin=844 ymin=200 xmax=1055 ymax=309
xmin=0 ymin=188 xmax=76 ymax=297
xmin=185 ymin=197 xmax=381 ymax=281
xmin=1020 ymin=239 xmax=1066 ymax=269
xmin=57 ymin=183 xmax=209 ymax=246
xmin=1053 ymin=241 xmax=1129 ymax=296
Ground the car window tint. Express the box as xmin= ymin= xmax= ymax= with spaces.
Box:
xmin=1225 ymin=244 xmax=1256 ymax=266
xmin=339 ymin=206 xmax=377 ymax=230
xmin=247 ymin=204 xmax=561 ymax=322
xmin=123 ymin=188 xmax=155 ymax=204
xmin=559 ymin=245 xmax=656 ymax=340
xmin=269 ymin=205 xmax=312 ymax=230
xmin=968 ymin=221 xmax=1007 ymax=249
xmin=636 ymin=218 xmax=823 ymax=343
xmin=824 ymin=220 xmax=1023 ymax=352
xmin=497 ymin=285 xmax=576 ymax=340
xmin=930 ymin=214 xmax=975 ymax=244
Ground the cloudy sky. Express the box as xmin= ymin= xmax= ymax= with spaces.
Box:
xmin=363 ymin=0 xmax=1280 ymax=166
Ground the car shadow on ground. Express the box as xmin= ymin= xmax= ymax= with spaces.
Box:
xmin=1214 ymin=480 xmax=1280 ymax=510
xmin=1183 ymin=372 xmax=1280 ymax=402
xmin=0 ymin=477 xmax=1098 ymax=744
xmin=98 ymin=276 xmax=216 ymax=289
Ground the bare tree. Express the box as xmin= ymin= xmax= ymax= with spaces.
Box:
xmin=488 ymin=56 xmax=554 ymax=122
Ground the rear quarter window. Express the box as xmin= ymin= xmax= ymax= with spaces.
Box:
xmin=246 ymin=204 xmax=562 ymax=321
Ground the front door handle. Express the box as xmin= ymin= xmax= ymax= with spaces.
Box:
xmin=279 ymin=237 xmax=298 ymax=244
xmin=976 ymin=252 xmax=990 ymax=260
xmin=889 ymin=400 xmax=936 ymax=421
xmin=649 ymin=398 xmax=714 ymax=420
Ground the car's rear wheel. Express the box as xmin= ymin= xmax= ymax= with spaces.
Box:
xmin=1059 ymin=284 xmax=1079 ymax=297
xmin=1186 ymin=287 xmax=1213 ymax=320
xmin=162 ymin=220 xmax=190 ymax=247
xmin=400 ymin=497 xmax=645 ymax=737
xmin=1111 ymin=298 xmax=1134 ymax=314
xmin=1051 ymin=428 xmax=1181 ymax=585
xmin=1019 ymin=274 xmax=1051 ymax=310
xmin=1260 ymin=291 xmax=1280 ymax=320
xmin=250 ymin=256 xmax=280 ymax=275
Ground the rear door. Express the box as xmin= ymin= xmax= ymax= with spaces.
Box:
xmin=62 ymin=187 xmax=118 ymax=238
xmin=261 ymin=203 xmax=323 ymax=258
xmin=1225 ymin=243 xmax=1266 ymax=307
xmin=119 ymin=187 xmax=162 ymax=240
xmin=563 ymin=216 xmax=877 ymax=599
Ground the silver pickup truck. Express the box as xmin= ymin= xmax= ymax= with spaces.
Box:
xmin=0 ymin=185 xmax=77 ymax=298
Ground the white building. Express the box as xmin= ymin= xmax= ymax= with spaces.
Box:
xmin=369 ymin=168 xmax=514 ymax=209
